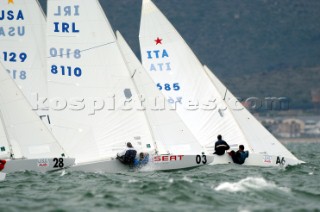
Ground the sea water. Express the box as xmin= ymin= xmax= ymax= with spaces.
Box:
xmin=0 ymin=141 xmax=319 ymax=212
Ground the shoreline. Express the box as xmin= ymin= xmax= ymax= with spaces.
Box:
xmin=279 ymin=138 xmax=320 ymax=144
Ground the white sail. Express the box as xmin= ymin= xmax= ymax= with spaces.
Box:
xmin=139 ymin=0 xmax=249 ymax=150
xmin=117 ymin=31 xmax=204 ymax=155
xmin=139 ymin=0 xmax=302 ymax=165
xmin=203 ymin=65 xmax=300 ymax=161
xmin=0 ymin=0 xmax=49 ymax=124
xmin=46 ymin=0 xmax=156 ymax=163
xmin=0 ymin=62 xmax=67 ymax=159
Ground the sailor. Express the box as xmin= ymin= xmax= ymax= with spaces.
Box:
xmin=228 ymin=145 xmax=249 ymax=165
xmin=0 ymin=159 xmax=6 ymax=171
xmin=134 ymin=152 xmax=149 ymax=168
xmin=116 ymin=142 xmax=137 ymax=165
xmin=214 ymin=135 xmax=230 ymax=155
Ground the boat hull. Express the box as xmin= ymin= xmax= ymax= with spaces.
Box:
xmin=69 ymin=154 xmax=214 ymax=173
xmin=2 ymin=158 xmax=75 ymax=173
xmin=210 ymin=152 xmax=304 ymax=167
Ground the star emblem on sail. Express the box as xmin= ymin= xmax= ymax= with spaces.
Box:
xmin=155 ymin=37 xmax=162 ymax=45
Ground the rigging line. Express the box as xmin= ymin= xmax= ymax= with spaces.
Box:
xmin=47 ymin=41 xmax=116 ymax=58
xmin=223 ymin=89 xmax=227 ymax=101
xmin=131 ymin=69 xmax=137 ymax=78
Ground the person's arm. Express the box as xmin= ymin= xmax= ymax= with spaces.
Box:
xmin=225 ymin=142 xmax=230 ymax=150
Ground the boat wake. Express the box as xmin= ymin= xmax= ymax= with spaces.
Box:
xmin=214 ymin=177 xmax=290 ymax=193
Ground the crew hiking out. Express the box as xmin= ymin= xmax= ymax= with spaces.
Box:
xmin=116 ymin=142 xmax=137 ymax=165
xmin=228 ymin=145 xmax=249 ymax=165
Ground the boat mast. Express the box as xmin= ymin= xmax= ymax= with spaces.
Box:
xmin=0 ymin=108 xmax=14 ymax=159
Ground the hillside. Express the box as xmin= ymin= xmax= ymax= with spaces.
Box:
xmin=224 ymin=66 xmax=320 ymax=109
xmin=39 ymin=0 xmax=320 ymax=109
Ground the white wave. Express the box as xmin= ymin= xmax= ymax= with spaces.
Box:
xmin=182 ymin=176 xmax=193 ymax=183
xmin=214 ymin=177 xmax=290 ymax=193
xmin=128 ymin=179 xmax=139 ymax=183
xmin=60 ymin=170 xmax=66 ymax=177
xmin=0 ymin=172 xmax=6 ymax=181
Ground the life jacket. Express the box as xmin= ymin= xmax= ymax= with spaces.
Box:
xmin=123 ymin=149 xmax=137 ymax=165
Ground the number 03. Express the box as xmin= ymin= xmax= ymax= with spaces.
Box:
xmin=196 ymin=154 xmax=207 ymax=164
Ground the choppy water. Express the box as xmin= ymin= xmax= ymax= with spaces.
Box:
xmin=1 ymin=141 xmax=319 ymax=212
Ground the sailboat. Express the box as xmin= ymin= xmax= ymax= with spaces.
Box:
xmin=0 ymin=62 xmax=75 ymax=173
xmin=0 ymin=0 xmax=51 ymax=126
xmin=117 ymin=31 xmax=213 ymax=170
xmin=46 ymin=0 xmax=212 ymax=172
xmin=203 ymin=66 xmax=304 ymax=166
xmin=139 ymin=0 xmax=303 ymax=166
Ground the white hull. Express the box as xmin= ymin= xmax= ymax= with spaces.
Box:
xmin=210 ymin=152 xmax=304 ymax=167
xmin=69 ymin=155 xmax=214 ymax=173
xmin=2 ymin=158 xmax=75 ymax=174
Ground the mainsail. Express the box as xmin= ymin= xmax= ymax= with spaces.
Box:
xmin=46 ymin=0 xmax=156 ymax=163
xmin=0 ymin=62 xmax=67 ymax=159
xmin=0 ymin=0 xmax=49 ymax=124
xmin=139 ymin=0 xmax=249 ymax=150
xmin=117 ymin=31 xmax=204 ymax=155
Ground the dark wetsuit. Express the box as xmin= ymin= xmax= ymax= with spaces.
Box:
xmin=229 ymin=150 xmax=249 ymax=164
xmin=214 ymin=140 xmax=230 ymax=155
xmin=117 ymin=148 xmax=137 ymax=165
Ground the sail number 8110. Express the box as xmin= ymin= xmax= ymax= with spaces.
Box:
xmin=51 ymin=65 xmax=82 ymax=77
